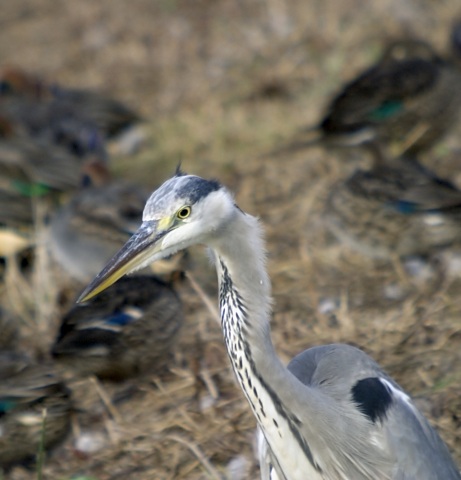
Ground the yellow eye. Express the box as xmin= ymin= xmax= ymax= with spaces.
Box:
xmin=176 ymin=206 xmax=191 ymax=219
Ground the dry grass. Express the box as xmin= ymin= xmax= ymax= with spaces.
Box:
xmin=1 ymin=0 xmax=461 ymax=478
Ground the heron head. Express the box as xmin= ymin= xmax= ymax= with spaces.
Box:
xmin=78 ymin=170 xmax=234 ymax=302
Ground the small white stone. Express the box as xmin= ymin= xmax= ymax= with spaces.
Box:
xmin=75 ymin=431 xmax=106 ymax=454
xmin=317 ymin=298 xmax=339 ymax=315
xmin=403 ymin=257 xmax=434 ymax=280
xmin=383 ymin=283 xmax=405 ymax=301
xmin=199 ymin=394 xmax=216 ymax=412
xmin=442 ymin=251 xmax=461 ymax=277
xmin=422 ymin=214 xmax=444 ymax=227
xmin=226 ymin=454 xmax=251 ymax=480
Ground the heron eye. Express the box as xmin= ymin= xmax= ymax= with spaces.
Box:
xmin=176 ymin=206 xmax=191 ymax=219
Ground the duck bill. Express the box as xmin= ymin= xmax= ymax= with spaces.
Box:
xmin=77 ymin=220 xmax=164 ymax=303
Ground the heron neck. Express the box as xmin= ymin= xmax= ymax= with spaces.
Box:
xmin=211 ymin=210 xmax=329 ymax=479
xmin=211 ymin=209 xmax=288 ymax=384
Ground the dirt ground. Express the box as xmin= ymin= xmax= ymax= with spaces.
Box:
xmin=1 ymin=0 xmax=461 ymax=479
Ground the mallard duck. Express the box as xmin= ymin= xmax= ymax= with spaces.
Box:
xmin=0 ymin=189 xmax=36 ymax=233
xmin=325 ymin=156 xmax=461 ymax=258
xmin=0 ymin=94 xmax=107 ymax=160
xmin=320 ymin=38 xmax=461 ymax=155
xmin=48 ymin=161 xmax=148 ymax=282
xmin=276 ymin=28 xmax=461 ymax=160
xmin=0 ymin=351 xmax=72 ymax=469
xmin=0 ymin=135 xmax=98 ymax=247
xmin=0 ymin=66 xmax=140 ymax=137
xmin=52 ymin=275 xmax=184 ymax=380
xmin=0 ymin=136 xmax=84 ymax=196
xmin=49 ymin=86 xmax=140 ymax=138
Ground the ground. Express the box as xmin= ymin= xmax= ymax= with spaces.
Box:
xmin=1 ymin=0 xmax=461 ymax=479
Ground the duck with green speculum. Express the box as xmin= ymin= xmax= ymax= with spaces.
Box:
xmin=0 ymin=351 xmax=72 ymax=469
xmin=277 ymin=23 xmax=461 ymax=161
xmin=325 ymin=155 xmax=461 ymax=259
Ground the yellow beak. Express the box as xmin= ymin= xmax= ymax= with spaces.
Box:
xmin=78 ymin=220 xmax=165 ymax=303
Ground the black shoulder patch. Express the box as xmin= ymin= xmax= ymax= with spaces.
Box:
xmin=351 ymin=377 xmax=393 ymax=423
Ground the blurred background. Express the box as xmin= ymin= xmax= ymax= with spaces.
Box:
xmin=1 ymin=0 xmax=461 ymax=479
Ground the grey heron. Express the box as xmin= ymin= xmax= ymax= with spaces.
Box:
xmin=79 ymin=170 xmax=460 ymax=479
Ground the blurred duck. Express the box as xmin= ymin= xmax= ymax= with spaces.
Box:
xmin=325 ymin=156 xmax=461 ymax=258
xmin=48 ymin=160 xmax=148 ymax=282
xmin=0 ymin=135 xmax=100 ymax=259
xmin=0 ymin=307 xmax=18 ymax=349
xmin=0 ymin=135 xmax=85 ymax=197
xmin=51 ymin=275 xmax=184 ymax=380
xmin=0 ymin=98 xmax=107 ymax=159
xmin=0 ymin=82 xmax=109 ymax=262
xmin=0 ymin=65 xmax=140 ymax=137
xmin=278 ymin=25 xmax=461 ymax=160
xmin=0 ymin=189 xmax=37 ymax=232
xmin=0 ymin=351 xmax=72 ymax=469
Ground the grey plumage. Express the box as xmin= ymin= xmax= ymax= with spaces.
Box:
xmin=261 ymin=345 xmax=460 ymax=479
xmin=78 ymin=173 xmax=460 ymax=480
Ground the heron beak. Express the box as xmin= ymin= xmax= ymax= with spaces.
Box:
xmin=77 ymin=219 xmax=168 ymax=303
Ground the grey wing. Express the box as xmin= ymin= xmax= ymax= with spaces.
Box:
xmin=379 ymin=379 xmax=460 ymax=480
xmin=286 ymin=345 xmax=460 ymax=480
